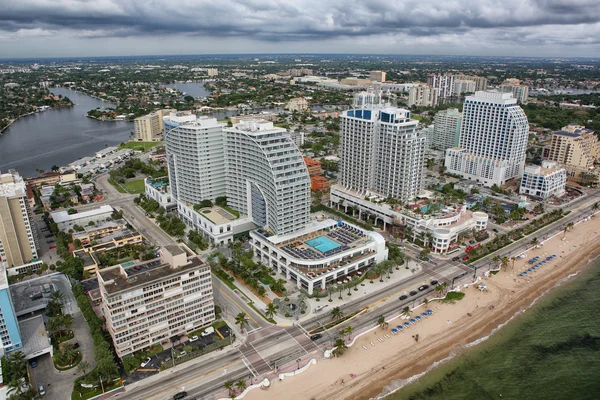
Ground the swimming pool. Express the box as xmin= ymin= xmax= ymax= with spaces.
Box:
xmin=306 ymin=236 xmax=341 ymax=253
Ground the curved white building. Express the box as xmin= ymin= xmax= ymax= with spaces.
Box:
xmin=224 ymin=120 xmax=310 ymax=236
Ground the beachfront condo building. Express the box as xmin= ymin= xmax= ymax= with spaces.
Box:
xmin=98 ymin=245 xmax=215 ymax=358
xmin=545 ymin=125 xmax=600 ymax=178
xmin=444 ymin=91 xmax=529 ymax=187
xmin=427 ymin=74 xmax=455 ymax=98
xmin=453 ymin=80 xmax=476 ymax=96
xmin=455 ymin=74 xmax=488 ymax=92
xmin=519 ymin=161 xmax=567 ymax=199
xmin=0 ymin=170 xmax=39 ymax=269
xmin=432 ymin=108 xmax=462 ymax=151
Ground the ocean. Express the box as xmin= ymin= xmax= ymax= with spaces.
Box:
xmin=386 ymin=258 xmax=600 ymax=400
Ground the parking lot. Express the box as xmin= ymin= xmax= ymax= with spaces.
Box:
xmin=126 ymin=324 xmax=232 ymax=384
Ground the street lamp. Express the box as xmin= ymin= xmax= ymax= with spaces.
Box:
xmin=296 ymin=358 xmax=301 ymax=370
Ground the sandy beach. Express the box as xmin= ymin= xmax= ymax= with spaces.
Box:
xmin=245 ymin=217 xmax=600 ymax=400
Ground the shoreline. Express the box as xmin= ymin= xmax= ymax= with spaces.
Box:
xmin=372 ymin=251 xmax=600 ymax=400
xmin=0 ymin=104 xmax=74 ymax=135
xmin=244 ymin=218 xmax=600 ymax=400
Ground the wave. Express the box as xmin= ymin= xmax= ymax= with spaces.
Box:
xmin=372 ymin=254 xmax=600 ymax=400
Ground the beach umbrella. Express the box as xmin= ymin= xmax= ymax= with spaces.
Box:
xmin=404 ymin=322 xmax=410 ymax=327
xmin=397 ymin=325 xmax=403 ymax=330
xmin=519 ymin=274 xmax=523 ymax=277
xmin=523 ymin=271 xmax=528 ymax=275
xmin=392 ymin=328 xmax=398 ymax=333
xmin=427 ymin=310 xmax=433 ymax=315
xmin=422 ymin=312 xmax=428 ymax=317
xmin=410 ymin=319 xmax=416 ymax=324
xmin=416 ymin=316 xmax=421 ymax=321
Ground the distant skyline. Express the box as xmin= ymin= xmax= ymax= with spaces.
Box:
xmin=1 ymin=0 xmax=599 ymax=58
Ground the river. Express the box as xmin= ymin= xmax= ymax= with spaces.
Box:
xmin=164 ymin=81 xmax=211 ymax=98
xmin=0 ymin=87 xmax=132 ymax=177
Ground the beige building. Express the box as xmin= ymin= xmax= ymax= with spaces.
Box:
xmin=546 ymin=125 xmax=600 ymax=176
xmin=98 ymin=245 xmax=215 ymax=358
xmin=453 ymin=80 xmax=476 ymax=95
xmin=0 ymin=171 xmax=38 ymax=268
xmin=369 ymin=71 xmax=386 ymax=82
xmin=286 ymin=97 xmax=309 ymax=112
xmin=455 ymin=74 xmax=488 ymax=91
xmin=407 ymin=84 xmax=439 ymax=107
xmin=134 ymin=109 xmax=169 ymax=142
xmin=499 ymin=79 xmax=529 ymax=104
xmin=340 ymin=77 xmax=372 ymax=86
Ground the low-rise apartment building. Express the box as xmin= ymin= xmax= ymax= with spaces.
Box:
xmin=98 ymin=245 xmax=215 ymax=358
xmin=519 ymin=161 xmax=566 ymax=199
xmin=51 ymin=205 xmax=113 ymax=231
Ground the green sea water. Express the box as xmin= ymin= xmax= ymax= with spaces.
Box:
xmin=387 ymin=259 xmax=600 ymax=400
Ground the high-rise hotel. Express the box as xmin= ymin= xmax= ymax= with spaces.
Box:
xmin=445 ymin=91 xmax=529 ymax=187
xmin=162 ymin=111 xmax=387 ymax=294
xmin=335 ymin=92 xmax=426 ymax=204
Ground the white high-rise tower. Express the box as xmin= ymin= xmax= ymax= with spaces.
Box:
xmin=445 ymin=91 xmax=529 ymax=187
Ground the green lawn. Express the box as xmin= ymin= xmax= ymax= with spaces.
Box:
xmin=119 ymin=141 xmax=161 ymax=152
xmin=122 ymin=179 xmax=145 ymax=194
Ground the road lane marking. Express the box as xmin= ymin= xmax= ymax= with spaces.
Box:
xmin=143 ymin=359 xmax=241 ymax=400
xmin=214 ymin=282 xmax=261 ymax=328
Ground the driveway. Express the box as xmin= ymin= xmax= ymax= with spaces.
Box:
xmin=29 ymin=275 xmax=97 ymax=400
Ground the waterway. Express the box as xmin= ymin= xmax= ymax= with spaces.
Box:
xmin=164 ymin=81 xmax=211 ymax=98
xmin=0 ymin=87 xmax=133 ymax=177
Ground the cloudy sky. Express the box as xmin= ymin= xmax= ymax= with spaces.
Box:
xmin=1 ymin=0 xmax=599 ymax=58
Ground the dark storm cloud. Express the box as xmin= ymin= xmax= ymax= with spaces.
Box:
xmin=0 ymin=0 xmax=598 ymax=40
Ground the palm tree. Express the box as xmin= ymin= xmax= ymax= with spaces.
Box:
xmin=492 ymin=255 xmax=500 ymax=268
xmin=592 ymin=202 xmax=599 ymax=215
xmin=423 ymin=297 xmax=429 ymax=310
xmin=235 ymin=312 xmax=250 ymax=333
xmin=62 ymin=344 xmax=78 ymax=365
xmin=500 ymin=257 xmax=510 ymax=271
xmin=224 ymin=380 xmax=234 ymax=396
xmin=530 ymin=237 xmax=539 ymax=247
xmin=327 ymin=285 xmax=335 ymax=302
xmin=511 ymin=256 xmax=518 ymax=270
xmin=332 ymin=337 xmax=348 ymax=357
xmin=265 ymin=303 xmax=277 ymax=319
xmin=50 ymin=290 xmax=64 ymax=303
xmin=404 ymin=226 xmax=413 ymax=242
xmin=235 ymin=379 xmax=247 ymax=393
xmin=7 ymin=351 xmax=27 ymax=377
xmin=402 ymin=306 xmax=411 ymax=317
xmin=345 ymin=325 xmax=354 ymax=341
xmin=77 ymin=360 xmax=91 ymax=375
xmin=435 ymin=284 xmax=444 ymax=297
xmin=377 ymin=315 xmax=388 ymax=330
xmin=46 ymin=317 xmax=63 ymax=338
xmin=51 ymin=164 xmax=60 ymax=172
xmin=330 ymin=306 xmax=344 ymax=323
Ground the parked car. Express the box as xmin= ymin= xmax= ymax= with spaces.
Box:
xmin=44 ymin=234 xmax=53 ymax=238
xmin=201 ymin=327 xmax=215 ymax=337
xmin=46 ymin=240 xmax=54 ymax=243
xmin=430 ymin=280 xmax=438 ymax=286
xmin=189 ymin=336 xmax=199 ymax=342
xmin=177 ymin=351 xmax=187 ymax=358
xmin=30 ymin=359 xmax=38 ymax=368
xmin=399 ymin=295 xmax=408 ymax=301
xmin=418 ymin=285 xmax=429 ymax=291
xmin=39 ymin=386 xmax=46 ymax=396
xmin=310 ymin=334 xmax=322 ymax=341
xmin=72 ymin=342 xmax=80 ymax=349
xmin=49 ymin=245 xmax=56 ymax=249
xmin=173 ymin=392 xmax=187 ymax=400
xmin=409 ymin=291 xmax=418 ymax=296
xmin=452 ymin=256 xmax=460 ymax=261
xmin=140 ymin=357 xmax=152 ymax=368
xmin=492 ymin=228 xmax=499 ymax=233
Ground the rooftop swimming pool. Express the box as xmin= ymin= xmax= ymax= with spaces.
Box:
xmin=306 ymin=236 xmax=341 ymax=253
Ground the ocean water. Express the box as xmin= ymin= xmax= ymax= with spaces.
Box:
xmin=386 ymin=259 xmax=600 ymax=400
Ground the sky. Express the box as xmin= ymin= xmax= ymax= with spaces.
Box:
xmin=1 ymin=0 xmax=600 ymax=58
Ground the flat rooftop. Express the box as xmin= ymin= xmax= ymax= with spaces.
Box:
xmin=198 ymin=206 xmax=238 ymax=225
xmin=98 ymin=256 xmax=205 ymax=295
xmin=51 ymin=205 xmax=113 ymax=223
xmin=255 ymin=219 xmax=371 ymax=261
xmin=18 ymin=315 xmax=52 ymax=360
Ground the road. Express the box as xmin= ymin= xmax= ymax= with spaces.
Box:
xmin=113 ymin=188 xmax=600 ymax=400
